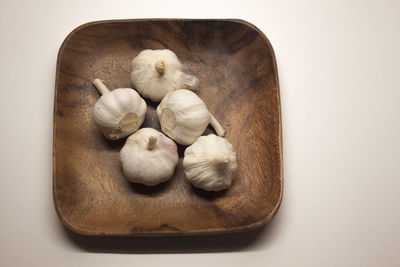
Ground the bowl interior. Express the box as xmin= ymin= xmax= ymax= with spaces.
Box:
xmin=53 ymin=19 xmax=282 ymax=235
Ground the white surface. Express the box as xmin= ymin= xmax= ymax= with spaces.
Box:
xmin=0 ymin=0 xmax=399 ymax=266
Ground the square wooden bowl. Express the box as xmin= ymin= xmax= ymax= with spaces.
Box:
xmin=53 ymin=19 xmax=282 ymax=235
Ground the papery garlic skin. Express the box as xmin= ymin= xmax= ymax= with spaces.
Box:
xmin=183 ymin=134 xmax=238 ymax=191
xmin=130 ymin=49 xmax=199 ymax=101
xmin=120 ymin=128 xmax=179 ymax=186
xmin=156 ymin=89 xmax=225 ymax=145
xmin=92 ymin=79 xmax=147 ymax=140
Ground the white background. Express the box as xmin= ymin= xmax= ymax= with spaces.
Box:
xmin=1 ymin=0 xmax=399 ymax=266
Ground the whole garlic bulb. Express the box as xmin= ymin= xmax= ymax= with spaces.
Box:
xmin=183 ymin=134 xmax=238 ymax=191
xmin=120 ymin=128 xmax=179 ymax=186
xmin=130 ymin=49 xmax=199 ymax=101
xmin=92 ymin=79 xmax=147 ymax=140
xmin=156 ymin=89 xmax=225 ymax=145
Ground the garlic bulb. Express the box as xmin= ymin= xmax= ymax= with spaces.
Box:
xmin=130 ymin=49 xmax=199 ymax=101
xmin=156 ymin=89 xmax=225 ymax=145
xmin=92 ymin=79 xmax=147 ymax=140
xmin=120 ymin=128 xmax=179 ymax=186
xmin=183 ymin=134 xmax=238 ymax=191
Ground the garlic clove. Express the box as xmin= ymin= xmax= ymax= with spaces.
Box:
xmin=156 ymin=89 xmax=225 ymax=145
xmin=120 ymin=128 xmax=179 ymax=186
xmin=92 ymin=79 xmax=147 ymax=140
xmin=130 ymin=49 xmax=199 ymax=102
xmin=183 ymin=134 xmax=238 ymax=191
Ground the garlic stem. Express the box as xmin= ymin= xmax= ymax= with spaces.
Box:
xmin=212 ymin=156 xmax=231 ymax=170
xmin=155 ymin=61 xmax=166 ymax=74
xmin=93 ymin=79 xmax=110 ymax=95
xmin=147 ymin=136 xmax=157 ymax=150
xmin=209 ymin=113 xmax=225 ymax=137
xmin=223 ymin=156 xmax=230 ymax=164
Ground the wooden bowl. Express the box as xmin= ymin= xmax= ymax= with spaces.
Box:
xmin=53 ymin=19 xmax=283 ymax=236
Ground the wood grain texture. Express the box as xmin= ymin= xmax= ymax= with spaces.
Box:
xmin=53 ymin=19 xmax=283 ymax=236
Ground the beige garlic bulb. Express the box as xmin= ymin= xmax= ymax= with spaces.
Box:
xmin=120 ymin=128 xmax=179 ymax=186
xmin=156 ymin=89 xmax=225 ymax=145
xmin=183 ymin=134 xmax=238 ymax=191
xmin=92 ymin=79 xmax=147 ymax=140
xmin=130 ymin=49 xmax=199 ymax=101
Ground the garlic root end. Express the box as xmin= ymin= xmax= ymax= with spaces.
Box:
xmin=93 ymin=79 xmax=110 ymax=95
xmin=209 ymin=113 xmax=225 ymax=137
